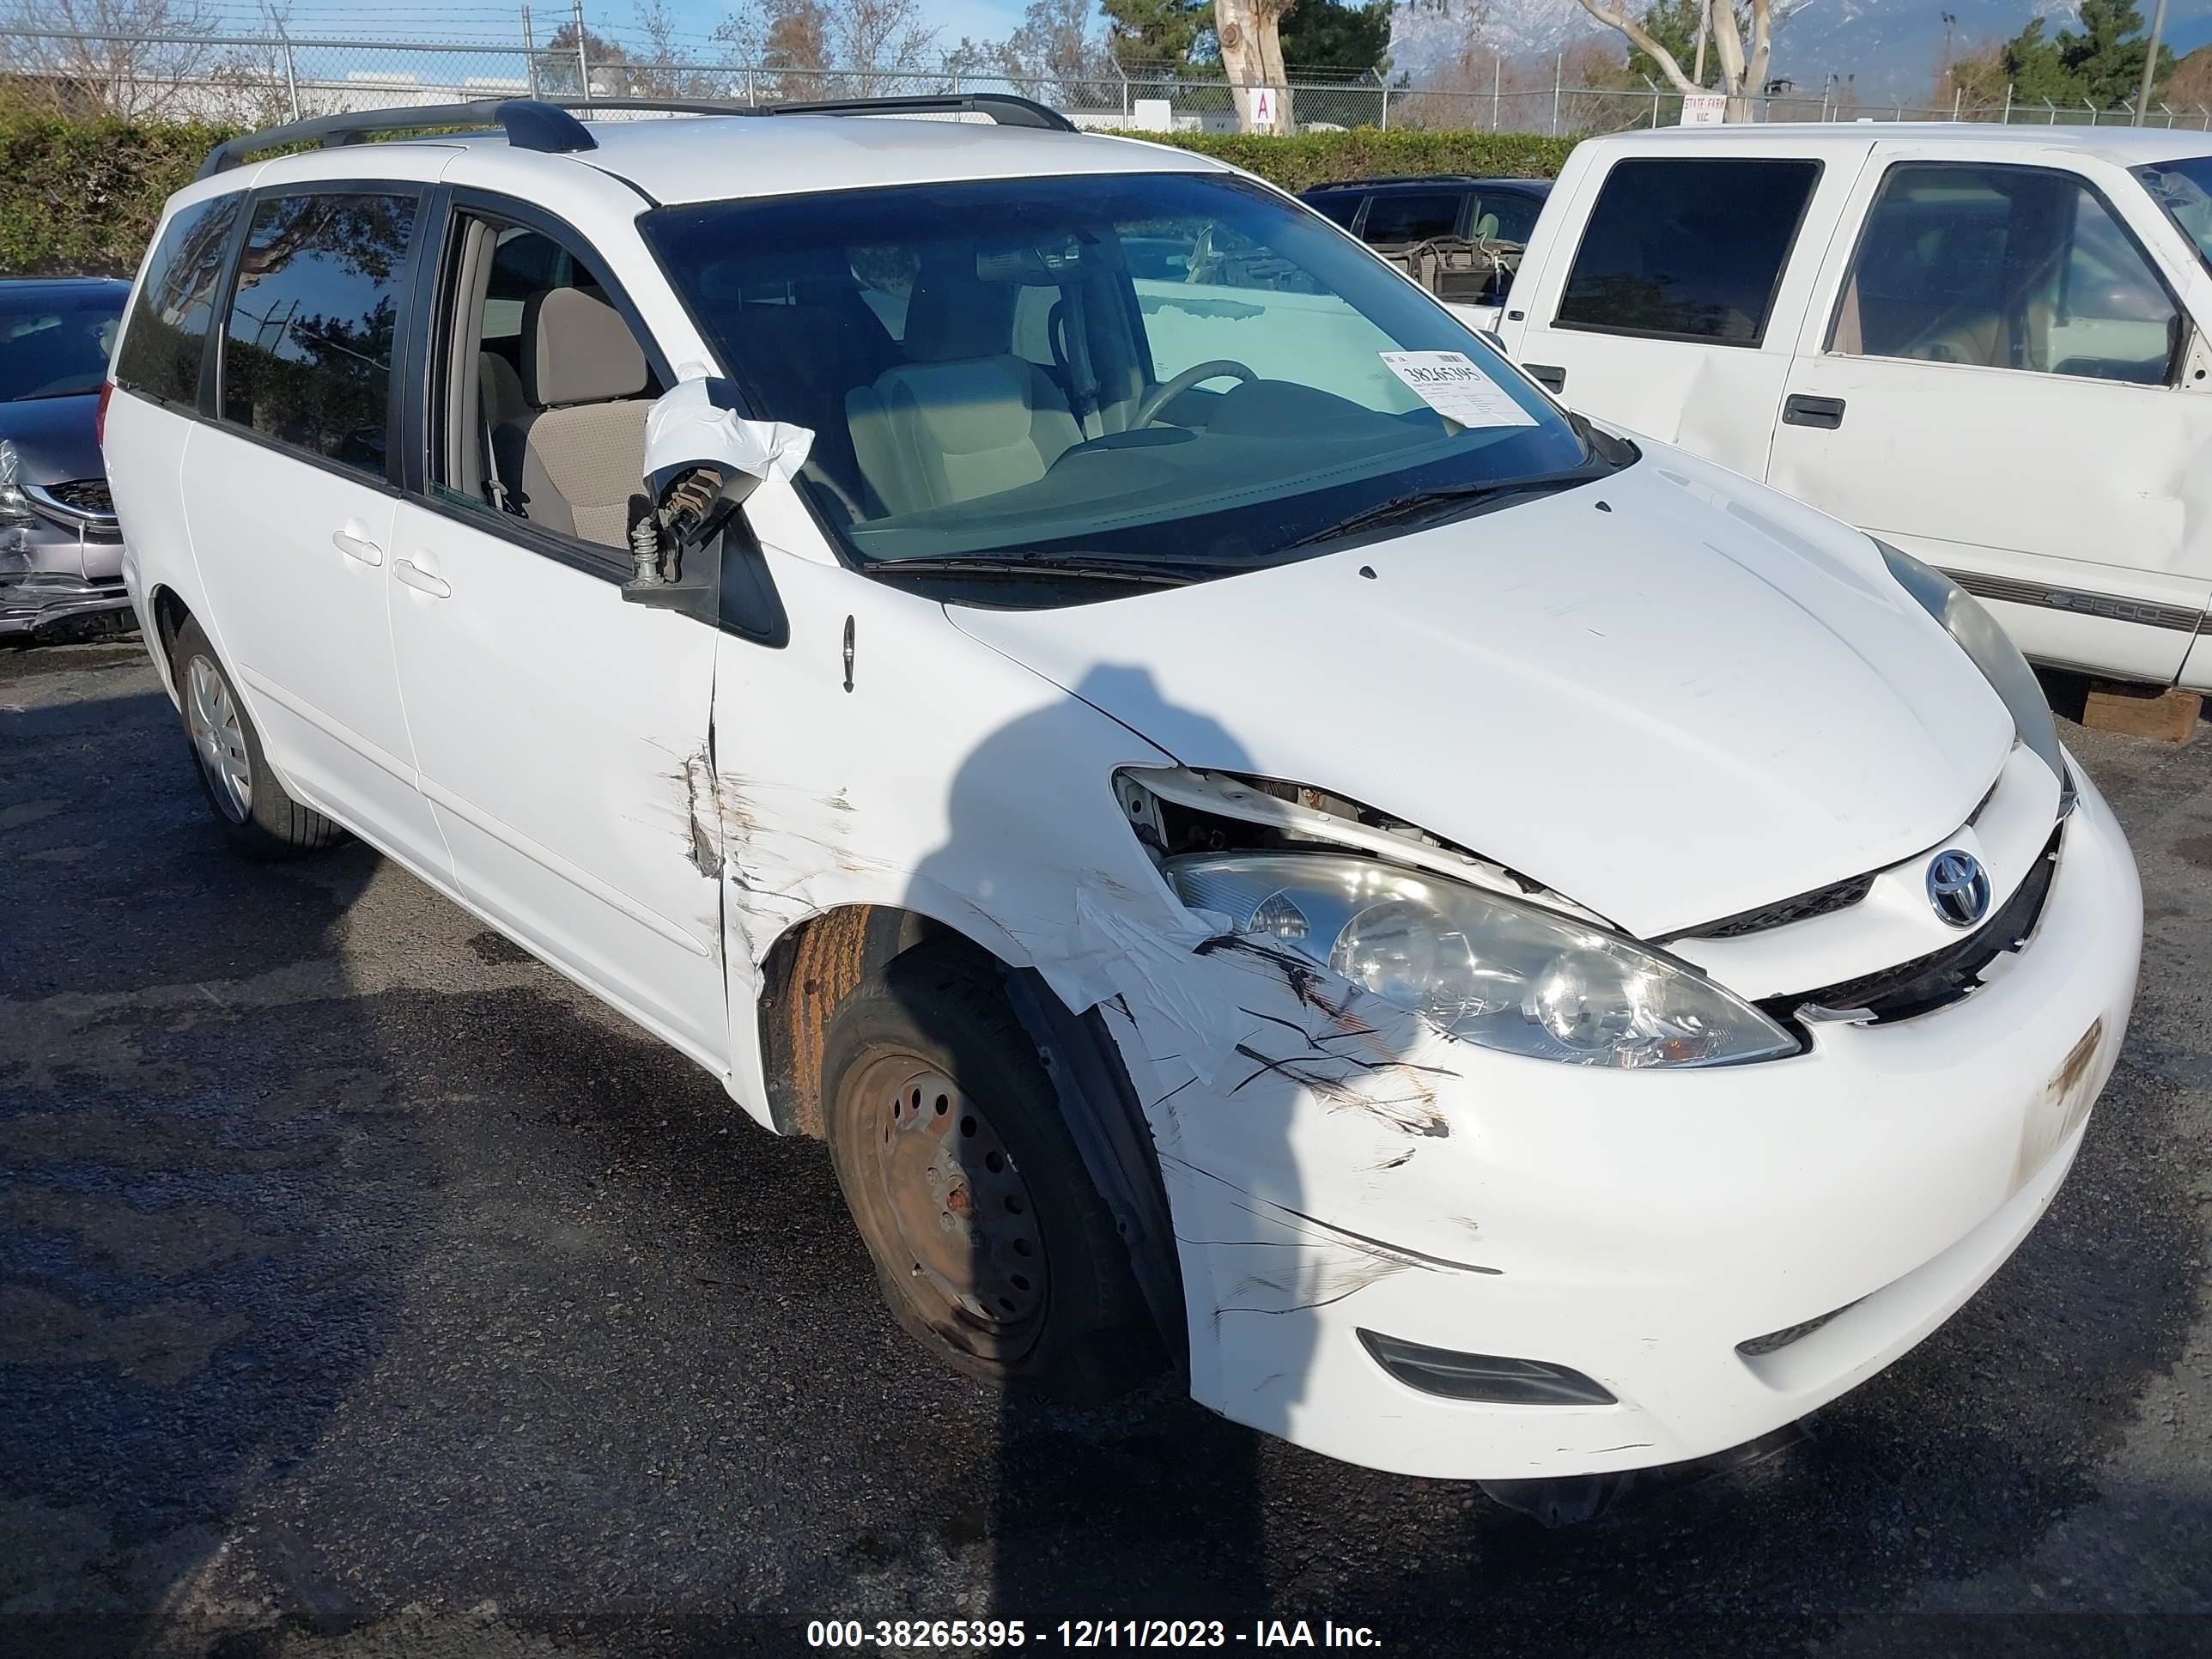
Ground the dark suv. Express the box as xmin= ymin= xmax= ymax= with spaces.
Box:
xmin=1300 ymin=176 xmax=1551 ymax=250
xmin=1300 ymin=177 xmax=1551 ymax=312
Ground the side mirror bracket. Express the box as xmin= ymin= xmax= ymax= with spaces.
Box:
xmin=622 ymin=376 xmax=813 ymax=613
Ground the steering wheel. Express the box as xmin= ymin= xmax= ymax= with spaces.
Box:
xmin=1133 ymin=360 xmax=1259 ymax=428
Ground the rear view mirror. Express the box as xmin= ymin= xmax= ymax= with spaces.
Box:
xmin=624 ymin=376 xmax=813 ymax=611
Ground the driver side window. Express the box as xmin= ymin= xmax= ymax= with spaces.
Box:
xmin=433 ymin=212 xmax=665 ymax=550
xmin=1830 ymin=162 xmax=2179 ymax=386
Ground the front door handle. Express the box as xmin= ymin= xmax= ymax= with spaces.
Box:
xmin=1526 ymin=363 xmax=1566 ymax=393
xmin=331 ymin=526 xmax=383 ymax=565
xmin=1782 ymin=393 xmax=1847 ymax=429
xmin=393 ymin=558 xmax=451 ymax=599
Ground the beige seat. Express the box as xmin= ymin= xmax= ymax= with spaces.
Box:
xmin=478 ymin=349 xmax=528 ymax=431
xmin=493 ymin=289 xmax=651 ymax=547
xmin=845 ymin=263 xmax=1084 ymax=518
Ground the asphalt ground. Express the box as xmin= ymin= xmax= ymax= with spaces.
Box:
xmin=3 ymin=636 xmax=2210 ymax=1659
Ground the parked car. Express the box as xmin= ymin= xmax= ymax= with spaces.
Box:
xmin=1303 ymin=175 xmax=1551 ymax=319
xmin=1301 ymin=173 xmax=1552 ymax=247
xmin=1 ymin=276 xmax=131 ymax=641
xmin=108 ymin=97 xmax=2138 ymax=1503
xmin=1487 ymin=125 xmax=2212 ymax=694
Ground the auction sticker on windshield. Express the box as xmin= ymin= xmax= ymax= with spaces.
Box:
xmin=1379 ymin=350 xmax=1538 ymax=429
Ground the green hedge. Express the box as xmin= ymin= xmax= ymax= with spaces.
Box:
xmin=1145 ymin=129 xmax=1577 ymax=192
xmin=0 ymin=117 xmax=237 ymax=277
xmin=0 ymin=115 xmax=1576 ymax=278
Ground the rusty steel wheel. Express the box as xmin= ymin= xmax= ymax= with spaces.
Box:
xmin=820 ymin=939 xmax=1157 ymax=1395
xmin=851 ymin=1054 xmax=1047 ymax=1340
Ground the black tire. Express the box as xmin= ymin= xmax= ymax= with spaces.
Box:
xmin=168 ymin=616 xmax=346 ymax=860
xmin=822 ymin=939 xmax=1158 ymax=1401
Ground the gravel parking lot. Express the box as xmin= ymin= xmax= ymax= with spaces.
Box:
xmin=3 ymin=636 xmax=2211 ymax=1658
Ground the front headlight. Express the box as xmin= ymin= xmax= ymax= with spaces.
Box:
xmin=1167 ymin=852 xmax=1799 ymax=1069
xmin=1875 ymin=538 xmax=2063 ymax=785
xmin=0 ymin=441 xmax=33 ymax=526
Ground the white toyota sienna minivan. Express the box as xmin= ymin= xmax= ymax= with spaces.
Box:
xmin=106 ymin=95 xmax=2142 ymax=1501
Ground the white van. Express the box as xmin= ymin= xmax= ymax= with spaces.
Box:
xmin=106 ymin=97 xmax=2140 ymax=1503
xmin=1486 ymin=125 xmax=2212 ymax=694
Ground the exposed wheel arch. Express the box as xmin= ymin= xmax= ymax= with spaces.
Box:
xmin=755 ymin=903 xmax=1187 ymax=1368
xmin=148 ymin=586 xmax=194 ymax=702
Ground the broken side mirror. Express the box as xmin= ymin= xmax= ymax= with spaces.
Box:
xmin=623 ymin=376 xmax=814 ymax=617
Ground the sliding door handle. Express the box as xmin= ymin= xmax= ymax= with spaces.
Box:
xmin=1525 ymin=363 xmax=1566 ymax=393
xmin=392 ymin=558 xmax=451 ymax=599
xmin=1782 ymin=393 xmax=1846 ymax=429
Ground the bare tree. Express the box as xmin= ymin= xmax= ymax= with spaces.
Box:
xmin=1 ymin=0 xmax=226 ymax=118
xmin=1573 ymin=0 xmax=1775 ymax=120
xmin=717 ymin=0 xmax=933 ymax=99
xmin=599 ymin=0 xmax=728 ymax=96
xmin=719 ymin=0 xmax=829 ymax=98
xmin=997 ymin=0 xmax=1117 ymax=107
xmin=1214 ymin=0 xmax=1293 ymax=131
xmin=834 ymin=0 xmax=936 ymax=94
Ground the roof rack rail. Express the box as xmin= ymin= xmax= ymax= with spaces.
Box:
xmin=196 ymin=89 xmax=1076 ymax=179
xmin=767 ymin=93 xmax=1074 ymax=131
xmin=196 ymin=97 xmax=761 ymax=178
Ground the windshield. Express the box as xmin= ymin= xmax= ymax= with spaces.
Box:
xmin=2135 ymin=155 xmax=2212 ymax=274
xmin=642 ymin=172 xmax=1597 ymax=575
xmin=0 ymin=291 xmax=123 ymax=402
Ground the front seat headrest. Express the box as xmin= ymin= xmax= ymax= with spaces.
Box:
xmin=521 ymin=288 xmax=648 ymax=408
xmin=902 ymin=256 xmax=1018 ymax=363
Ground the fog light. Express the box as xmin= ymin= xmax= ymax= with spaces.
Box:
xmin=1357 ymin=1328 xmax=1615 ymax=1405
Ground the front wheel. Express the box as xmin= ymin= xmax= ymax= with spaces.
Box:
xmin=170 ymin=616 xmax=345 ymax=860
xmin=821 ymin=940 xmax=1158 ymax=1400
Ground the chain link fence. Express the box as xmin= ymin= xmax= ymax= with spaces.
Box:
xmin=5 ymin=27 xmax=2211 ymax=135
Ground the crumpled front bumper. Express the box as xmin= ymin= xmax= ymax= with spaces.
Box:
xmin=2 ymin=515 xmax=130 ymax=639
xmin=1100 ymin=762 xmax=2140 ymax=1482
xmin=0 ymin=573 xmax=133 ymax=639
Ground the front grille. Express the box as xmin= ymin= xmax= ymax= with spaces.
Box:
xmin=25 ymin=477 xmax=118 ymax=537
xmin=44 ymin=477 xmax=112 ymax=516
xmin=1678 ymin=872 xmax=1876 ymax=942
xmin=1772 ymin=827 xmax=2063 ymax=1024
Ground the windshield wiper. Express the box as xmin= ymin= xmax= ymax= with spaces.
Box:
xmin=866 ymin=552 xmax=1236 ymax=587
xmin=1283 ymin=467 xmax=1607 ymax=552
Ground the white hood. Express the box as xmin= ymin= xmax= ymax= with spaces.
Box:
xmin=949 ymin=447 xmax=2015 ymax=939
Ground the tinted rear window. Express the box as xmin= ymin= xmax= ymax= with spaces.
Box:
xmin=114 ymin=194 xmax=244 ymax=405
xmin=1362 ymin=191 xmax=1462 ymax=245
xmin=1306 ymin=192 xmax=1363 ymax=228
xmin=1556 ymin=158 xmax=1820 ymax=345
xmin=221 ymin=191 xmax=419 ymax=477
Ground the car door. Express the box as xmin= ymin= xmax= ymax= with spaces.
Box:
xmin=1501 ymin=150 xmax=1841 ymax=481
xmin=1767 ymin=149 xmax=2212 ymax=684
xmin=385 ymin=193 xmax=728 ymax=1071
xmin=179 ymin=178 xmax=449 ymax=876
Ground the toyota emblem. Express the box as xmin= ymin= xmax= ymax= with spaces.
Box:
xmin=1927 ymin=849 xmax=1991 ymax=929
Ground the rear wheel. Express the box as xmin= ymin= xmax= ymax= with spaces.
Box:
xmin=822 ymin=939 xmax=1158 ymax=1399
xmin=170 ymin=616 xmax=345 ymax=860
